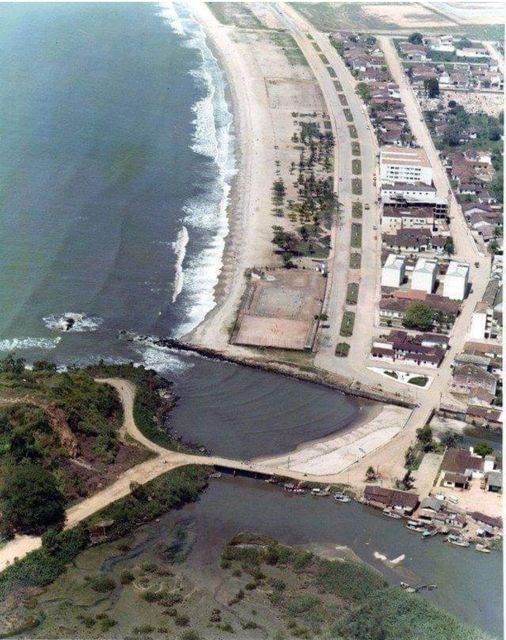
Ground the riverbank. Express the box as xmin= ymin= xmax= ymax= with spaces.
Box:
xmin=7 ymin=475 xmax=500 ymax=639
xmin=137 ymin=336 xmax=415 ymax=408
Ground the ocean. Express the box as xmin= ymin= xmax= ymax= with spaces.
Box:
xmin=0 ymin=1 xmax=233 ymax=366
xmin=0 ymin=6 xmax=502 ymax=632
xmin=0 ymin=1 xmax=364 ymax=454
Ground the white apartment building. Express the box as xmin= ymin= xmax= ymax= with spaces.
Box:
xmin=380 ymin=146 xmax=433 ymax=186
xmin=469 ymin=302 xmax=488 ymax=340
xmin=382 ymin=254 xmax=406 ymax=288
xmin=411 ymin=257 xmax=438 ymax=294
xmin=443 ymin=261 xmax=470 ymax=300
xmin=381 ymin=182 xmax=437 ymax=203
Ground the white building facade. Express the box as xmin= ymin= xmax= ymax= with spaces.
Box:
xmin=411 ymin=257 xmax=438 ymax=293
xmin=382 ymin=254 xmax=406 ymax=288
xmin=443 ymin=261 xmax=470 ymax=300
xmin=380 ymin=146 xmax=433 ymax=186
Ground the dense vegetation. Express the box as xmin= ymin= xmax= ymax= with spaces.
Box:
xmin=0 ymin=356 xmax=129 ymax=537
xmin=0 ymin=466 xmax=209 ymax=600
xmin=220 ymin=533 xmax=489 ymax=639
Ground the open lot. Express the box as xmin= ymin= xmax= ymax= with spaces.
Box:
xmin=434 ymin=473 xmax=503 ymax=518
xmin=233 ymin=269 xmax=326 ymax=350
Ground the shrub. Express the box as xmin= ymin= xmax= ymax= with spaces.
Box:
xmin=120 ymin=570 xmax=135 ymax=584
xmin=175 ymin=614 xmax=190 ymax=627
xmin=88 ymin=575 xmax=116 ymax=593
xmin=1 ymin=463 xmax=65 ymax=535
xmin=335 ymin=343 xmax=350 ymax=357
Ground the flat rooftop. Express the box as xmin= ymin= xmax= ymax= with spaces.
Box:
xmin=384 ymin=254 xmax=406 ymax=269
xmin=414 ymin=257 xmax=438 ymax=275
xmin=380 ymin=146 xmax=431 ymax=168
xmin=447 ymin=261 xmax=470 ymax=278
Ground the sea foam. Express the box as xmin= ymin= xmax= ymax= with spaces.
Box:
xmin=172 ymin=225 xmax=189 ymax=302
xmin=159 ymin=1 xmax=236 ymax=337
xmin=0 ymin=336 xmax=61 ymax=351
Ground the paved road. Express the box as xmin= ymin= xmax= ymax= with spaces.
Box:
xmin=271 ymin=3 xmax=413 ymax=399
xmin=484 ymin=40 xmax=504 ymax=74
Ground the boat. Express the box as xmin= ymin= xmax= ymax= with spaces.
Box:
xmin=382 ymin=508 xmax=401 ymax=519
xmin=334 ymin=492 xmax=351 ymax=503
xmin=476 ymin=543 xmax=491 ymax=553
xmin=422 ymin=528 xmax=438 ymax=538
xmin=311 ymin=488 xmax=331 ymax=497
xmin=447 ymin=534 xmax=470 ymax=547
xmin=406 ymin=520 xmax=425 ymax=532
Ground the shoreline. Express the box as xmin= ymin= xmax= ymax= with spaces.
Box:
xmin=140 ymin=336 xmax=415 ymax=408
xmin=181 ymin=3 xmax=253 ymax=347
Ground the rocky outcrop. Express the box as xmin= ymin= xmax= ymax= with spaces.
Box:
xmin=46 ymin=404 xmax=79 ymax=458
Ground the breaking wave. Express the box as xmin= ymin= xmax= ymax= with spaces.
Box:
xmin=43 ymin=312 xmax=104 ymax=333
xmin=172 ymin=225 xmax=189 ymax=303
xmin=159 ymin=1 xmax=236 ymax=337
xmin=0 ymin=336 xmax=62 ymax=352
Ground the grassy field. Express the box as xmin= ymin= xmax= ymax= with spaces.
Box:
xmin=340 ymin=311 xmax=356 ymax=337
xmin=268 ymin=32 xmax=309 ymax=66
xmin=291 ymin=2 xmax=505 ymax=42
xmin=351 ymin=223 xmax=362 ymax=248
xmin=338 ymin=93 xmax=348 ymax=106
xmin=350 ymin=252 xmax=361 ymax=269
xmin=206 ymin=2 xmax=265 ymax=28
xmin=346 ymin=283 xmax=359 ymax=305
xmin=352 ymin=202 xmax=363 ymax=219
xmin=291 ymin=2 xmax=399 ymax=31
xmin=348 ymin=124 xmax=358 ymax=139
xmin=327 ymin=66 xmax=337 ymax=78
xmin=352 ymin=159 xmax=362 ymax=175
xmin=15 ymin=530 xmax=488 ymax=640
xmin=333 ymin=80 xmax=343 ymax=91
xmin=352 ymin=178 xmax=362 ymax=195
xmin=343 ymin=108 xmax=354 ymax=123
xmin=319 ymin=53 xmax=330 ymax=65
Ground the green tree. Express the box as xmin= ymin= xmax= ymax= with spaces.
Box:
xmin=416 ymin=424 xmax=434 ymax=451
xmin=440 ymin=431 xmax=464 ymax=449
xmin=408 ymin=32 xmax=423 ymax=45
xmin=0 ymin=353 xmax=25 ymax=375
xmin=365 ymin=466 xmax=377 ymax=481
xmin=400 ymin=469 xmax=414 ymax=490
xmin=356 ymin=82 xmax=371 ymax=103
xmin=0 ymin=463 xmax=65 ymax=534
xmin=474 ymin=442 xmax=493 ymax=458
xmin=32 ymin=360 xmax=57 ymax=372
xmin=403 ymin=302 xmax=433 ymax=330
xmin=488 ymin=239 xmax=500 ymax=255
xmin=444 ymin=236 xmax=455 ymax=256
xmin=424 ymin=78 xmax=440 ymax=98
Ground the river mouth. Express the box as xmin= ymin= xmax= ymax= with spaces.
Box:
xmin=163 ymin=352 xmax=371 ymax=458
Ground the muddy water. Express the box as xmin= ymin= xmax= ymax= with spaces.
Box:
xmin=97 ymin=476 xmax=501 ymax=637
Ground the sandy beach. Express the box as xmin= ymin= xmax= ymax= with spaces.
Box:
xmin=184 ymin=3 xmax=277 ymax=350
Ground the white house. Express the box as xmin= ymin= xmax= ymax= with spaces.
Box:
xmin=469 ymin=302 xmax=488 ymax=340
xmin=443 ymin=261 xmax=470 ymax=300
xmin=380 ymin=146 xmax=433 ymax=187
xmin=382 ymin=254 xmax=406 ymax=288
xmin=411 ymin=257 xmax=438 ymax=294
